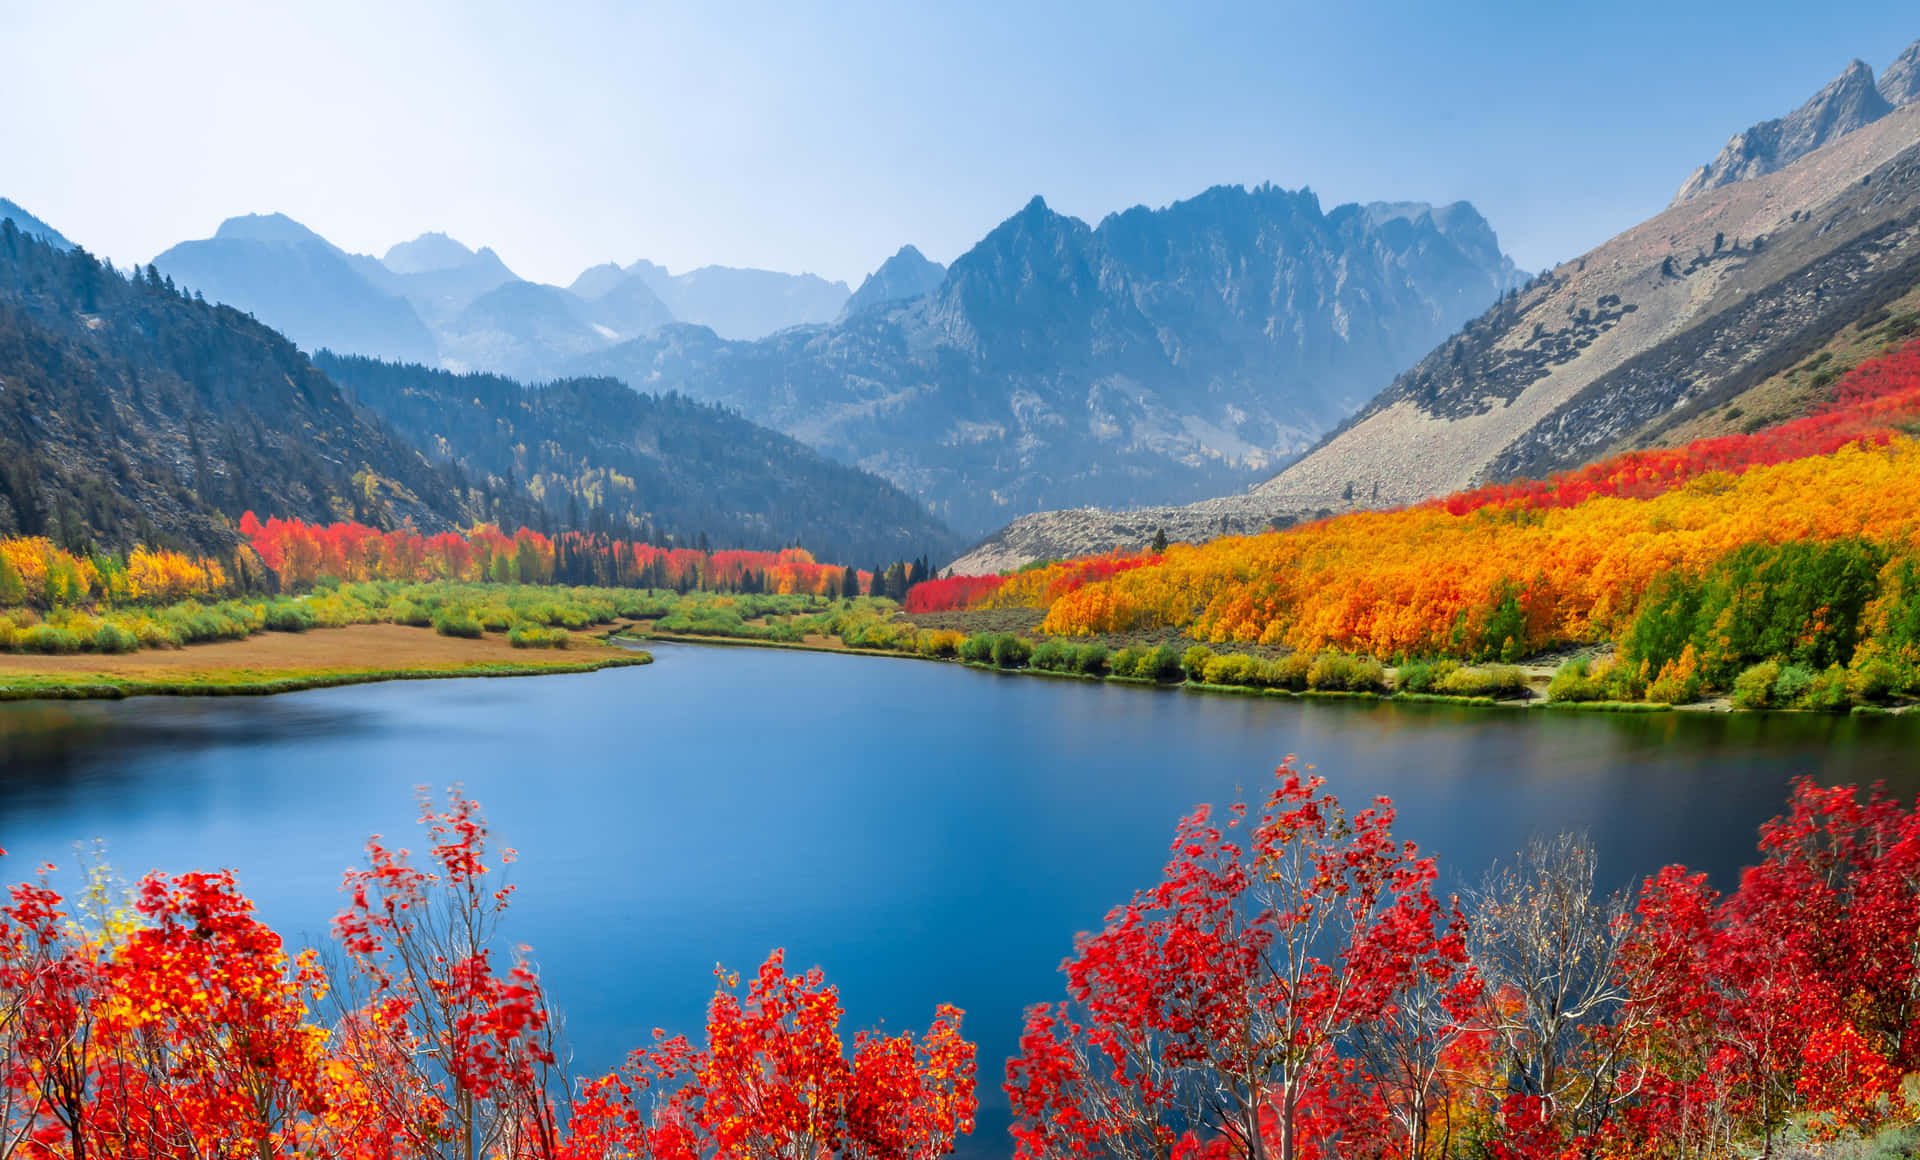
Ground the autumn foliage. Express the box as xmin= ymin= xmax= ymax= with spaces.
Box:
xmin=0 ymin=537 xmax=231 ymax=608
xmin=0 ymin=791 xmax=977 ymax=1160
xmin=1009 ymin=766 xmax=1920 ymax=1160
xmin=1000 ymin=340 xmax=1920 ymax=666
xmin=239 ymin=515 xmax=861 ymax=598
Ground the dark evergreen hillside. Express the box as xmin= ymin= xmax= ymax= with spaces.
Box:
xmin=313 ymin=353 xmax=960 ymax=564
xmin=0 ymin=221 xmax=500 ymax=554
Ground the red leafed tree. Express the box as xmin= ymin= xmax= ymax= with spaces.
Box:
xmin=1004 ymin=759 xmax=1472 ymax=1160
xmin=1615 ymin=778 xmax=1920 ymax=1156
xmin=326 ymin=787 xmax=564 ymax=1160
xmin=564 ymin=949 xmax=976 ymax=1160
xmin=98 ymin=869 xmax=332 ymax=1159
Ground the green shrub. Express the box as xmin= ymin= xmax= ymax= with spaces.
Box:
xmin=1771 ymin=664 xmax=1814 ymax=707
xmin=1730 ymin=662 xmax=1782 ymax=710
xmin=435 ymin=610 xmax=484 ymax=639
xmin=1109 ymin=646 xmax=1144 ymax=676
xmin=1437 ymin=664 xmax=1527 ymax=699
xmin=991 ymin=635 xmax=1033 ymax=669
xmin=1804 ymin=665 xmax=1852 ymax=712
xmin=1202 ymin=654 xmax=1263 ymax=687
xmin=1182 ymin=646 xmax=1215 ymax=681
xmin=1141 ymin=645 xmax=1184 ymax=681
xmin=1264 ymin=653 xmax=1312 ymax=691
xmin=1306 ymin=652 xmax=1387 ymax=693
xmin=1030 ymin=640 xmax=1075 ymax=672
xmin=959 ymin=634 xmax=995 ymax=664
xmin=91 ymin=624 xmax=139 ymax=655
xmin=262 ymin=602 xmax=315 ymax=632
xmin=476 ymin=605 xmax=515 ymax=632
xmin=18 ymin=625 xmax=81 ymax=654
xmin=1848 ymin=655 xmax=1899 ymax=703
xmin=391 ymin=601 xmax=433 ymax=628
xmin=1073 ymin=644 xmax=1109 ymax=676
xmin=1395 ymin=659 xmax=1457 ymax=695
xmin=507 ymin=625 xmax=570 ymax=649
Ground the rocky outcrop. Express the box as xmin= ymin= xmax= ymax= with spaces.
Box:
xmin=1881 ymin=40 xmax=1920 ymax=107
xmin=1674 ymin=60 xmax=1892 ymax=204
xmin=1675 ymin=41 xmax=1920 ymax=205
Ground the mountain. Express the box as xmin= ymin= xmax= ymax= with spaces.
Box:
xmin=950 ymin=79 xmax=1920 ymax=574
xmin=435 ymin=280 xmax=613 ymax=383
xmin=1674 ymin=40 xmax=1920 ymax=203
xmin=841 ymin=245 xmax=946 ymax=318
xmin=153 ymin=214 xmax=439 ymax=365
xmin=627 ymin=261 xmax=850 ymax=339
xmin=314 ymin=353 xmax=958 ymax=563
xmin=571 ymin=184 xmax=1525 ymax=536
xmin=377 ymin=232 xmax=520 ymax=329
xmin=1882 ymin=40 xmax=1920 ymax=107
xmin=0 ymin=218 xmax=484 ymax=553
xmin=0 ymin=199 xmax=70 ymax=250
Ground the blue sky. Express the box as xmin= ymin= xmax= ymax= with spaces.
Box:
xmin=3 ymin=0 xmax=1916 ymax=287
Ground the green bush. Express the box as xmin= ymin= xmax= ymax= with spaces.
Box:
xmin=1771 ymin=664 xmax=1814 ymax=707
xmin=507 ymin=625 xmax=570 ymax=649
xmin=1109 ymin=646 xmax=1144 ymax=676
xmin=1202 ymin=654 xmax=1263 ymax=687
xmin=476 ymin=605 xmax=515 ymax=632
xmin=1264 ymin=653 xmax=1312 ymax=691
xmin=1141 ymin=645 xmax=1184 ymax=681
xmin=1182 ymin=646 xmax=1215 ymax=681
xmin=262 ymin=602 xmax=315 ymax=633
xmin=1847 ymin=655 xmax=1900 ymax=703
xmin=1731 ymin=662 xmax=1782 ymax=710
xmin=1437 ymin=664 xmax=1527 ymax=699
xmin=1306 ymin=652 xmax=1387 ymax=693
xmin=1030 ymin=640 xmax=1075 ymax=672
xmin=18 ymin=625 xmax=81 ymax=654
xmin=391 ymin=601 xmax=433 ymax=628
xmin=1395 ymin=659 xmax=1457 ymax=695
xmin=1072 ymin=644 xmax=1109 ymax=676
xmin=434 ymin=610 xmax=484 ymax=639
xmin=1804 ymin=665 xmax=1852 ymax=712
xmin=91 ymin=623 xmax=139 ymax=654
xmin=991 ymin=635 xmax=1033 ymax=669
xmin=958 ymin=634 xmax=995 ymax=664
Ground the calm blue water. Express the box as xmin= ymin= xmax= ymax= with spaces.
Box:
xmin=2 ymin=641 xmax=1919 ymax=1141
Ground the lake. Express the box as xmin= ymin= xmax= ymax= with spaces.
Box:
xmin=3 ymin=641 xmax=1919 ymax=1142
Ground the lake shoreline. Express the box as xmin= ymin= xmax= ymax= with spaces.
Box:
xmin=0 ymin=622 xmax=653 ymax=702
xmin=631 ymin=630 xmax=1912 ymax=717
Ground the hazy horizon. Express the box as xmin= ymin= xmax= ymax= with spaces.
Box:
xmin=4 ymin=0 xmax=1917 ymax=287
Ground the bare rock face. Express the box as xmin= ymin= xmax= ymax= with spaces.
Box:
xmin=1673 ymin=59 xmax=1894 ymax=205
xmin=1882 ymin=39 xmax=1920 ymax=108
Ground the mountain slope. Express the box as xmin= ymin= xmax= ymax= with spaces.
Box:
xmin=0 ymin=199 xmax=71 ymax=250
xmin=0 ymin=219 xmax=481 ymax=553
xmin=573 ymin=184 xmax=1525 ymax=536
xmin=1268 ymin=101 xmax=1920 ymax=508
xmin=153 ymin=214 xmax=439 ymax=365
xmin=313 ymin=353 xmax=958 ymax=563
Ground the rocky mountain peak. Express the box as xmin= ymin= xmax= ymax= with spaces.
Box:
xmin=1673 ymin=56 xmax=1895 ymax=204
xmin=382 ymin=231 xmax=512 ymax=277
xmin=1882 ymin=39 xmax=1920 ymax=107
xmin=841 ymin=244 xmax=947 ymax=318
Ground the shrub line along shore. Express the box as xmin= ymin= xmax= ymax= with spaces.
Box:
xmin=629 ymin=630 xmax=1912 ymax=716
